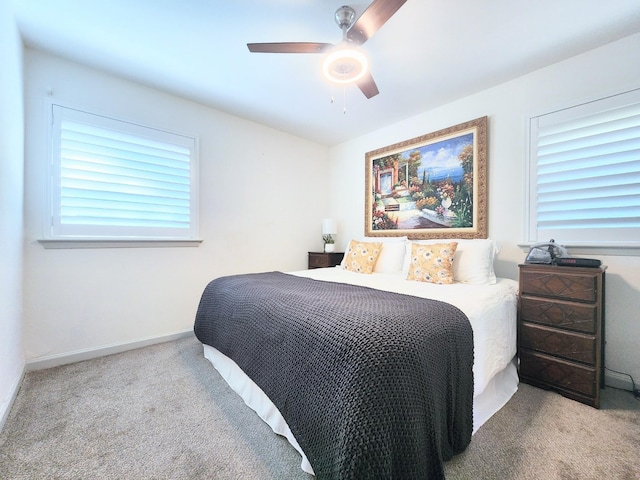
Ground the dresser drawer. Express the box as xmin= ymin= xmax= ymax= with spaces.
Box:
xmin=519 ymin=322 xmax=596 ymax=364
xmin=520 ymin=270 xmax=597 ymax=302
xmin=308 ymin=252 xmax=344 ymax=269
xmin=519 ymin=349 xmax=596 ymax=398
xmin=519 ymin=296 xmax=597 ymax=333
xmin=309 ymin=254 xmax=330 ymax=268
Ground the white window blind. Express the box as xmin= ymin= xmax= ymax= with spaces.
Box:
xmin=47 ymin=104 xmax=198 ymax=241
xmin=527 ymin=88 xmax=640 ymax=247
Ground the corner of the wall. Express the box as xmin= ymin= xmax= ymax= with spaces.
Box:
xmin=604 ymin=370 xmax=635 ymax=392
xmin=0 ymin=362 xmax=26 ymax=433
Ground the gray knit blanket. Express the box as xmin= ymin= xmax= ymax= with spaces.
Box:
xmin=194 ymin=272 xmax=473 ymax=479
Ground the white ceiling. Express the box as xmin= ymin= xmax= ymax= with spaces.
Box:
xmin=10 ymin=0 xmax=640 ymax=146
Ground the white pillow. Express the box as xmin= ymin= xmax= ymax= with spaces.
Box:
xmin=341 ymin=236 xmax=408 ymax=274
xmin=401 ymin=238 xmax=498 ymax=284
xmin=371 ymin=241 xmax=407 ymax=274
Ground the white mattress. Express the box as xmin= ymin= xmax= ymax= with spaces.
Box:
xmin=201 ymin=268 xmax=520 ymax=475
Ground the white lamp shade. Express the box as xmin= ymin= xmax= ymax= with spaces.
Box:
xmin=322 ymin=218 xmax=337 ymax=235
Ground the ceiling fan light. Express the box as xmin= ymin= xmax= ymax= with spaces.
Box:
xmin=322 ymin=48 xmax=369 ymax=85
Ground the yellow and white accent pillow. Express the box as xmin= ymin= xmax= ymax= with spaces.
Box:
xmin=406 ymin=242 xmax=458 ymax=284
xmin=343 ymin=240 xmax=382 ymax=274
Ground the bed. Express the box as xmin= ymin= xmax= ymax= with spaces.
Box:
xmin=194 ymin=238 xmax=519 ymax=479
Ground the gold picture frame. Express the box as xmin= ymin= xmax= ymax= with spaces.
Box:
xmin=365 ymin=116 xmax=488 ymax=239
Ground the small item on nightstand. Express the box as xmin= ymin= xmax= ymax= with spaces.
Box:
xmin=553 ymin=257 xmax=602 ymax=268
xmin=525 ymin=239 xmax=568 ymax=264
xmin=322 ymin=218 xmax=337 ymax=253
xmin=323 ymin=236 xmax=335 ymax=252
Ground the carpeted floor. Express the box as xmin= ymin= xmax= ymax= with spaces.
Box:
xmin=1 ymin=335 xmax=638 ymax=479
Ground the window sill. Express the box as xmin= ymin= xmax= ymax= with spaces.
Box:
xmin=38 ymin=239 xmax=203 ymax=249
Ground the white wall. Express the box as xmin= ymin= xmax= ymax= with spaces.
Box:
xmin=14 ymin=23 xmax=640 ymax=393
xmin=23 ymin=50 xmax=330 ymax=364
xmin=0 ymin=0 xmax=25 ymax=429
xmin=329 ymin=33 xmax=640 ymax=389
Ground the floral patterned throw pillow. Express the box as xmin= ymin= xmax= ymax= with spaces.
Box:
xmin=343 ymin=240 xmax=382 ymax=274
xmin=406 ymin=242 xmax=458 ymax=284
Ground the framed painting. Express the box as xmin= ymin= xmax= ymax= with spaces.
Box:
xmin=365 ymin=116 xmax=488 ymax=239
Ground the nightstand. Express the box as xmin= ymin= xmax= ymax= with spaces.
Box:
xmin=517 ymin=263 xmax=606 ymax=408
xmin=308 ymin=251 xmax=344 ymax=269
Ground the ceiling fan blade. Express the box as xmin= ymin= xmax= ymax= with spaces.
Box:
xmin=347 ymin=0 xmax=407 ymax=45
xmin=357 ymin=72 xmax=379 ymax=99
xmin=247 ymin=42 xmax=333 ymax=54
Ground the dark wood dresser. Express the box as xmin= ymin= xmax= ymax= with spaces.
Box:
xmin=308 ymin=251 xmax=344 ymax=269
xmin=517 ymin=263 xmax=606 ymax=408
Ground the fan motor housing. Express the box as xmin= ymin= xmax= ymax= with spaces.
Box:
xmin=335 ymin=6 xmax=356 ymax=30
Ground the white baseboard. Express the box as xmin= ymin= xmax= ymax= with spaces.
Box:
xmin=605 ymin=369 xmax=636 ymax=391
xmin=26 ymin=329 xmax=194 ymax=372
xmin=0 ymin=363 xmax=25 ymax=433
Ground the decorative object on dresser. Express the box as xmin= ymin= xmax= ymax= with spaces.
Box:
xmin=321 ymin=218 xmax=337 ymax=252
xmin=517 ymin=263 xmax=606 ymax=408
xmin=308 ymin=251 xmax=344 ymax=269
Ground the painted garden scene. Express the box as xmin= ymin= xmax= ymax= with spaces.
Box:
xmin=370 ymin=131 xmax=476 ymax=233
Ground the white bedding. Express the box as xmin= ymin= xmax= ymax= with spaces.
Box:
xmin=201 ymin=268 xmax=519 ymax=475
xmin=292 ymin=267 xmax=519 ymax=398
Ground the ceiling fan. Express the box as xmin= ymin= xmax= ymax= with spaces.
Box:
xmin=247 ymin=0 xmax=407 ymax=99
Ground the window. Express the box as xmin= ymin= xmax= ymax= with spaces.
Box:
xmin=45 ymin=103 xmax=198 ymax=244
xmin=526 ymin=88 xmax=640 ymax=249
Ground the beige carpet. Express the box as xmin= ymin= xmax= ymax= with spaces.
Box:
xmin=446 ymin=375 xmax=640 ymax=479
xmin=1 ymin=335 xmax=638 ymax=479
